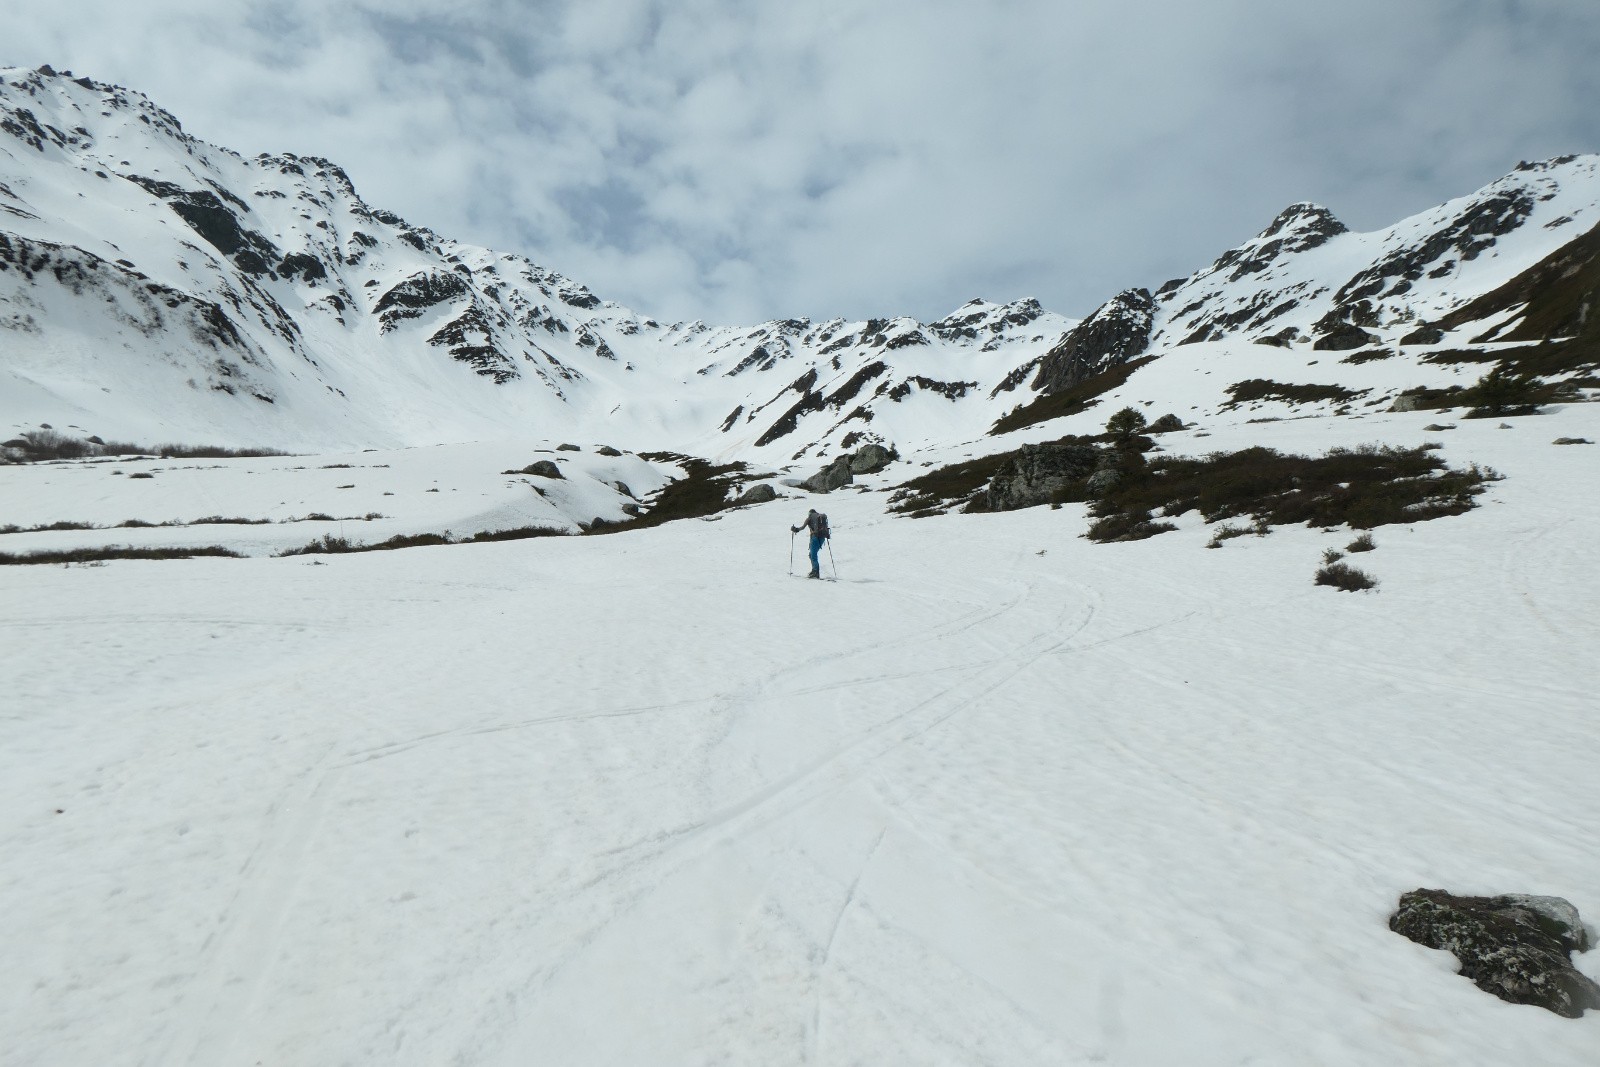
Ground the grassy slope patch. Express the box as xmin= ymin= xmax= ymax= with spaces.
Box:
xmin=989 ymin=357 xmax=1157 ymax=437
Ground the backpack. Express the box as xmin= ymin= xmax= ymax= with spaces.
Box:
xmin=812 ymin=512 xmax=830 ymax=539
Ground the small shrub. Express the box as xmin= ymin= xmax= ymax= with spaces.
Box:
xmin=1322 ymin=548 xmax=1345 ymax=564
xmin=1207 ymin=524 xmax=1252 ymax=549
xmin=1315 ymin=561 xmax=1378 ymax=591
xmin=128 ymin=472 xmax=155 ymax=479
xmin=1346 ymin=532 xmax=1376 ymax=553
xmin=1085 ymin=510 xmax=1176 ymax=543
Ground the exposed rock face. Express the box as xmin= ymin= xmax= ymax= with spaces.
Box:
xmin=735 ymin=482 xmax=777 ymax=505
xmin=1390 ymin=889 xmax=1600 ymax=1018
xmin=1031 ymin=289 xmax=1156 ymax=395
xmin=985 ymin=442 xmax=1102 ymax=511
xmin=1314 ymin=323 xmax=1380 ymax=351
xmin=801 ymin=455 xmax=853 ymax=493
xmin=1147 ymin=413 xmax=1185 ymax=434
xmin=1337 ymin=188 xmax=1535 ymax=304
xmin=595 ymin=445 xmax=623 ymax=457
xmin=848 ymin=443 xmax=896 ymax=474
xmin=1209 ymin=202 xmax=1349 ymax=281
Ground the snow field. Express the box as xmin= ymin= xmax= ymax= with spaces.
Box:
xmin=4 ymin=399 xmax=1600 ymax=1066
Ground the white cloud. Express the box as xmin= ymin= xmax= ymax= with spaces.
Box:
xmin=6 ymin=0 xmax=1599 ymax=323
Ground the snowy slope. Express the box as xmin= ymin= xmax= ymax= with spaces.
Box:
xmin=3 ymin=396 xmax=1599 ymax=1065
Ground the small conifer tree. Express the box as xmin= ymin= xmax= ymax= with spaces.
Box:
xmin=1105 ymin=406 xmax=1148 ymax=443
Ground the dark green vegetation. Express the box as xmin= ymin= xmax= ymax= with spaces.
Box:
xmin=1 ymin=513 xmax=382 ymax=534
xmin=1085 ymin=444 xmax=1495 ymax=543
xmin=278 ymin=525 xmax=567 ymax=556
xmin=1315 ymin=561 xmax=1378 ymax=591
xmin=588 ymin=455 xmax=752 ymax=533
xmin=1 ymin=429 xmax=289 ymax=463
xmin=990 ymin=357 xmax=1156 ymax=436
xmin=1223 ymin=379 xmax=1366 ymax=408
xmin=0 ymin=545 xmax=244 ymax=566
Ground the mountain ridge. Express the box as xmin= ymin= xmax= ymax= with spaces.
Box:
xmin=3 ymin=64 xmax=1598 ymax=463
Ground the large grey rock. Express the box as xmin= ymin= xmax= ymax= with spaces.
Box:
xmin=802 ymin=455 xmax=854 ymax=493
xmin=1390 ymin=888 xmax=1600 ymax=1018
xmin=518 ymin=460 xmax=563 ymax=479
xmin=1314 ymin=323 xmax=1380 ymax=351
xmin=736 ymin=483 xmax=778 ymax=505
xmin=985 ymin=442 xmax=1103 ymax=511
xmin=849 ymin=443 xmax=896 ymax=474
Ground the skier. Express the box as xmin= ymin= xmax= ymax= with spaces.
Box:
xmin=792 ymin=508 xmax=830 ymax=579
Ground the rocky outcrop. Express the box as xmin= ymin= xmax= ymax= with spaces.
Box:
xmin=848 ymin=443 xmax=896 ymax=474
xmin=735 ymin=483 xmax=777 ymax=505
xmin=1390 ymin=889 xmax=1600 ymax=1018
xmin=514 ymin=460 xmax=563 ymax=479
xmin=801 ymin=455 xmax=853 ymax=493
xmin=1338 ymin=188 xmax=1536 ymax=304
xmin=1313 ymin=323 xmax=1380 ymax=351
xmin=1031 ymin=289 xmax=1155 ymax=395
xmin=1209 ymin=202 xmax=1349 ymax=282
xmin=802 ymin=443 xmax=897 ymax=491
xmin=984 ymin=442 xmax=1102 ymax=511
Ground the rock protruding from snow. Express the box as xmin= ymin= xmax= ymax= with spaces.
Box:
xmin=984 ymin=442 xmax=1102 ymax=511
xmin=848 ymin=443 xmax=897 ymax=474
xmin=734 ymin=483 xmax=777 ymax=505
xmin=1390 ymin=888 xmax=1600 ymax=1018
xmin=1031 ymin=289 xmax=1155 ymax=395
xmin=801 ymin=455 xmax=854 ymax=494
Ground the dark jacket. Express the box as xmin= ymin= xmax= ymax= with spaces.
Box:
xmin=794 ymin=511 xmax=829 ymax=539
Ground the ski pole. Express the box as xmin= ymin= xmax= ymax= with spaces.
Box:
xmin=827 ymin=538 xmax=839 ymax=580
xmin=789 ymin=529 xmax=796 ymax=574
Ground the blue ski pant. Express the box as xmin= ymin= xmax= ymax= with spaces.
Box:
xmin=809 ymin=535 xmax=824 ymax=573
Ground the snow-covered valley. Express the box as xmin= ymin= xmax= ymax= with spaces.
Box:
xmin=5 ymin=61 xmax=1600 ymax=1065
xmin=5 ymin=397 xmax=1600 ymax=1065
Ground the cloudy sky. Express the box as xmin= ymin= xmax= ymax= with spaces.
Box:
xmin=9 ymin=1 xmax=1600 ymax=324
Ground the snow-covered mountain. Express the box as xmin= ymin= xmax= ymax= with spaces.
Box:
xmin=0 ymin=65 xmax=1072 ymax=459
xmin=4 ymin=63 xmax=1599 ymax=464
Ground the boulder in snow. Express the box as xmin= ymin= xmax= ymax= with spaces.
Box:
xmin=735 ymin=483 xmax=778 ymax=505
xmin=1389 ymin=888 xmax=1600 ymax=1018
xmin=985 ymin=442 xmax=1102 ymax=511
xmin=802 ymin=455 xmax=854 ymax=493
xmin=848 ymin=443 xmax=897 ymax=474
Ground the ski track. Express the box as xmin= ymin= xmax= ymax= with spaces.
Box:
xmin=166 ymin=751 xmax=339 ymax=1067
xmin=460 ymin=570 xmax=1098 ymax=1060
